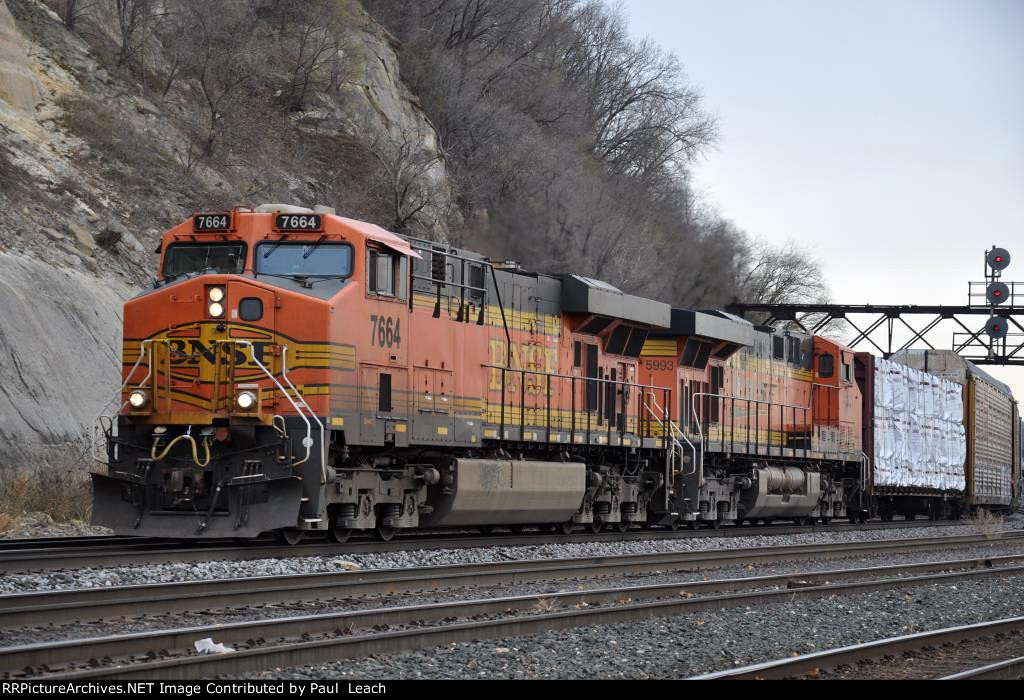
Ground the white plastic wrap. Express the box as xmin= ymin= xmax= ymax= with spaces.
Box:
xmin=873 ymin=357 xmax=965 ymax=492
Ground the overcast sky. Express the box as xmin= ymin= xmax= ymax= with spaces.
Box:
xmin=620 ymin=0 xmax=1024 ymax=398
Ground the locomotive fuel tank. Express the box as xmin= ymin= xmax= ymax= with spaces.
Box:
xmin=420 ymin=458 xmax=587 ymax=526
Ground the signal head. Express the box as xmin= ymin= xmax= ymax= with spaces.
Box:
xmin=986 ymin=281 xmax=1010 ymax=305
xmin=985 ymin=316 xmax=1009 ymax=339
xmin=986 ymin=247 xmax=1010 ymax=271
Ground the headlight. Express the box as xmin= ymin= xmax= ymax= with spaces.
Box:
xmin=208 ymin=286 xmax=225 ymax=303
xmin=128 ymin=390 xmax=148 ymax=408
xmin=236 ymin=391 xmax=257 ymax=410
xmin=209 ymin=301 xmax=225 ymax=318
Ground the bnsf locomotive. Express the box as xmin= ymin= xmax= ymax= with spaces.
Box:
xmin=91 ymin=205 xmax=1021 ymax=542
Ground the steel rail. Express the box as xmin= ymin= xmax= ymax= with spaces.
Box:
xmin=3 ymin=541 xmax=1024 ymax=628
xmin=11 ymin=559 xmax=1024 ymax=679
xmin=0 ymin=520 xmax=1003 ymax=572
xmin=692 ymin=616 xmax=1024 ymax=680
xmin=941 ymin=656 xmax=1024 ymax=680
xmin=0 ymin=536 xmax=149 ymax=550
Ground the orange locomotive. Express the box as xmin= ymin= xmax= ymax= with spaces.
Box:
xmin=636 ymin=314 xmax=865 ymax=527
xmin=92 ymin=205 xmax=869 ymax=541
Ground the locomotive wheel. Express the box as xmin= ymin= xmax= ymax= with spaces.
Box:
xmin=687 ymin=520 xmax=699 ymax=531
xmin=478 ymin=525 xmax=495 ymax=535
xmin=508 ymin=524 xmax=526 ymax=535
xmin=614 ymin=520 xmax=630 ymax=534
xmin=275 ymin=528 xmax=304 ymax=546
xmin=668 ymin=519 xmax=681 ymax=531
xmin=328 ymin=524 xmax=352 ymax=544
xmin=587 ymin=521 xmax=604 ymax=534
xmin=555 ymin=520 xmax=575 ymax=535
xmin=820 ymin=517 xmax=832 ymax=526
xmin=709 ymin=519 xmax=720 ymax=530
xmin=375 ymin=526 xmax=398 ymax=542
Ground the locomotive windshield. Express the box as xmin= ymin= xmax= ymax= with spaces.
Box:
xmin=163 ymin=242 xmax=246 ymax=279
xmin=256 ymin=242 xmax=353 ymax=278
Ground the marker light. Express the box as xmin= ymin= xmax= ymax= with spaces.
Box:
xmin=128 ymin=390 xmax=148 ymax=408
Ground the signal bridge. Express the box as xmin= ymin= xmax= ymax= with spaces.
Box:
xmin=727 ymin=247 xmax=1024 ymax=366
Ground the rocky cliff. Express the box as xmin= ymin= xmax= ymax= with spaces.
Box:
xmin=0 ymin=0 xmax=454 ymax=470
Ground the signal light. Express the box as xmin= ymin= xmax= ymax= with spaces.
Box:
xmin=986 ymin=316 xmax=1008 ymax=340
xmin=986 ymin=282 xmax=1009 ymax=305
xmin=986 ymin=247 xmax=1011 ymax=271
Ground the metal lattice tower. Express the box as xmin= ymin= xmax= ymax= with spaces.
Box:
xmin=727 ymin=246 xmax=1024 ymax=365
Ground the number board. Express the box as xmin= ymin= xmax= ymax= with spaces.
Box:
xmin=274 ymin=214 xmax=322 ymax=232
xmin=193 ymin=213 xmax=232 ymax=232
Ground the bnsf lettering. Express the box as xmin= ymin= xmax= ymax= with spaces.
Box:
xmin=167 ymin=340 xmax=269 ymax=366
xmin=488 ymin=339 xmax=558 ymax=395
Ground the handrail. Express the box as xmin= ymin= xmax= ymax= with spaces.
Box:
xmin=232 ymin=341 xmax=318 ymax=479
xmin=279 ymin=344 xmax=328 ymax=484
xmin=482 ymin=363 xmax=664 ymax=391
xmin=91 ymin=338 xmax=164 ymax=463
xmin=642 ymin=389 xmax=696 ymax=478
xmin=483 ymin=363 xmax=672 ymax=450
xmin=689 ymin=387 xmax=841 ymax=460
xmin=859 ymin=449 xmax=871 ymax=502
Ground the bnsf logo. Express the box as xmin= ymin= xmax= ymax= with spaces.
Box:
xmin=166 ymin=339 xmax=273 ymax=367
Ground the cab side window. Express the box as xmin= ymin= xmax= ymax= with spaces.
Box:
xmin=818 ymin=353 xmax=834 ymax=378
xmin=367 ymin=248 xmax=407 ymax=300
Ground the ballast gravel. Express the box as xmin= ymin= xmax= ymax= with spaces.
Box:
xmin=0 ymin=523 xmax=1015 ymax=594
xmin=4 ymin=542 xmax=1024 ymax=648
xmin=239 ymin=573 xmax=1024 ymax=680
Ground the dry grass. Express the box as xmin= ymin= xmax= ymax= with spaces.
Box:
xmin=0 ymin=466 xmax=92 ymax=525
xmin=533 ymin=598 xmax=558 ymax=614
xmin=968 ymin=509 xmax=1003 ymax=537
xmin=55 ymin=94 xmax=172 ymax=179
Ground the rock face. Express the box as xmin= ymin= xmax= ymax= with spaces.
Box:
xmin=0 ymin=0 xmax=455 ymax=471
xmin=0 ymin=253 xmax=130 ymax=468
xmin=0 ymin=0 xmax=41 ymax=116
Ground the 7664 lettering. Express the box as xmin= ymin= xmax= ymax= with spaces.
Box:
xmin=370 ymin=315 xmax=401 ymax=348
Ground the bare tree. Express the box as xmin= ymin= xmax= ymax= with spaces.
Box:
xmin=161 ymin=0 xmax=259 ymax=157
xmin=367 ymin=130 xmax=446 ymax=234
xmin=273 ymin=0 xmax=349 ymax=112
xmin=112 ymin=0 xmax=153 ymax=68
xmin=62 ymin=0 xmax=78 ymax=29
xmin=736 ymin=239 xmax=829 ymax=306
xmin=560 ymin=2 xmax=717 ymax=179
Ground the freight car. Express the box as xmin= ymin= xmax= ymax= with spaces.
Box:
xmin=887 ymin=350 xmax=1020 ymax=515
xmin=855 ymin=353 xmax=968 ymax=520
xmin=90 ymin=205 xmax=1017 ymax=541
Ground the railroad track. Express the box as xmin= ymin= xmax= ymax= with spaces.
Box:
xmin=3 ymin=531 xmax=1023 ymax=627
xmin=6 ymin=546 xmax=1024 ymax=680
xmin=692 ymin=617 xmax=1024 ymax=680
xmin=0 ymin=519 xmax=993 ymax=572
